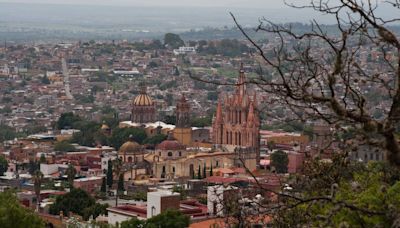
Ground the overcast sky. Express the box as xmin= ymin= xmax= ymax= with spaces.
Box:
xmin=0 ymin=0 xmax=287 ymax=8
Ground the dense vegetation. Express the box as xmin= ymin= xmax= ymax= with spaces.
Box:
xmin=49 ymin=188 xmax=107 ymax=221
xmin=120 ymin=210 xmax=189 ymax=228
xmin=0 ymin=191 xmax=44 ymax=228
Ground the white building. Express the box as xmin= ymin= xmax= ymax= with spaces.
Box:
xmin=173 ymin=47 xmax=196 ymax=55
xmin=207 ymin=185 xmax=238 ymax=216
xmin=147 ymin=190 xmax=180 ymax=218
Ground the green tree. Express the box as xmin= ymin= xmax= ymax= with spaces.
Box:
xmin=0 ymin=191 xmax=44 ymax=228
xmin=146 ymin=209 xmax=190 ymax=228
xmin=54 ymin=141 xmax=76 ymax=152
xmin=101 ymin=177 xmax=107 ymax=193
xmin=121 ymin=209 xmax=189 ymax=228
xmin=28 ymin=160 xmax=39 ymax=175
xmin=41 ymin=75 xmax=50 ymax=84
xmin=121 ymin=218 xmax=145 ymax=228
xmin=39 ymin=153 xmax=46 ymax=164
xmin=190 ymin=116 xmax=212 ymax=127
xmin=203 ymin=164 xmax=207 ymax=179
xmin=66 ymin=164 xmax=77 ymax=188
xmin=142 ymin=134 xmax=167 ymax=146
xmin=56 ymin=112 xmax=82 ymax=129
xmin=49 ymin=188 xmax=95 ymax=217
xmin=106 ymin=160 xmax=113 ymax=188
xmin=164 ymin=33 xmax=184 ymax=49
xmin=274 ymin=161 xmax=400 ymax=227
xmin=112 ymin=158 xmax=123 ymax=206
xmin=110 ymin=128 xmax=147 ymax=150
xmin=197 ymin=165 xmax=201 ymax=179
xmin=0 ymin=125 xmax=19 ymax=141
xmin=82 ymin=203 xmax=108 ymax=221
xmin=117 ymin=174 xmax=125 ymax=193
xmin=0 ymin=156 xmax=8 ymax=176
xmin=270 ymin=150 xmax=288 ymax=173
xmin=32 ymin=171 xmax=44 ymax=212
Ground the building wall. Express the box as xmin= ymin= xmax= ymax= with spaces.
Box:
xmin=173 ymin=128 xmax=192 ymax=146
xmin=108 ymin=211 xmax=135 ymax=225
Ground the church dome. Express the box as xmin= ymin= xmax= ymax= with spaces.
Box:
xmin=119 ymin=140 xmax=142 ymax=153
xmin=156 ymin=137 xmax=186 ymax=150
xmin=133 ymin=94 xmax=153 ymax=106
xmin=133 ymin=85 xmax=154 ymax=106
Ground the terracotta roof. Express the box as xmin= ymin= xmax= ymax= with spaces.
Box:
xmin=156 ymin=140 xmax=185 ymax=151
xmin=119 ymin=140 xmax=141 ymax=153
xmin=133 ymin=94 xmax=153 ymax=106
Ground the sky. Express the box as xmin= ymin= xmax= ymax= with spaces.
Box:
xmin=0 ymin=0 xmax=287 ymax=8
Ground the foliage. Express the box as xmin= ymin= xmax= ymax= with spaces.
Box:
xmin=82 ymin=203 xmax=108 ymax=221
xmin=274 ymin=161 xmax=400 ymax=227
xmin=49 ymin=188 xmax=95 ymax=218
xmin=164 ymin=115 xmax=176 ymax=125
xmin=203 ymin=164 xmax=207 ymax=179
xmin=164 ymin=33 xmax=184 ymax=49
xmin=106 ymin=160 xmax=113 ymax=188
xmin=0 ymin=191 xmax=44 ymax=228
xmin=54 ymin=141 xmax=76 ymax=152
xmin=28 ymin=160 xmax=40 ymax=175
xmin=270 ymin=150 xmax=288 ymax=173
xmin=198 ymin=39 xmax=253 ymax=57
xmin=0 ymin=125 xmax=21 ymax=142
xmin=117 ymin=174 xmax=125 ymax=193
xmin=41 ymin=75 xmax=50 ymax=84
xmin=109 ymin=127 xmax=147 ymax=150
xmin=101 ymin=177 xmax=107 ymax=193
xmin=0 ymin=156 xmax=8 ymax=176
xmin=207 ymin=91 xmax=218 ymax=101
xmin=197 ymin=165 xmax=201 ymax=179
xmin=142 ymin=134 xmax=167 ymax=146
xmin=191 ymin=116 xmax=212 ymax=127
xmin=56 ymin=112 xmax=82 ymax=129
xmin=65 ymin=164 xmax=77 ymax=188
xmin=121 ymin=210 xmax=189 ymax=228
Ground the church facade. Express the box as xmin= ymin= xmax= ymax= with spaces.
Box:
xmin=131 ymin=85 xmax=156 ymax=123
xmin=212 ymin=64 xmax=260 ymax=169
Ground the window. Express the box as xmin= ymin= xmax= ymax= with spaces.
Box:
xmin=172 ymin=167 xmax=175 ymax=173
xmin=168 ymin=152 xmax=173 ymax=157
xmin=179 ymin=152 xmax=182 ymax=157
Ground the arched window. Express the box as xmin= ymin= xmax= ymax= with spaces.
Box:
xmin=179 ymin=151 xmax=182 ymax=157
xmin=128 ymin=156 xmax=133 ymax=163
xmin=172 ymin=166 xmax=175 ymax=173
xmin=168 ymin=152 xmax=173 ymax=157
xmin=216 ymin=161 xmax=219 ymax=167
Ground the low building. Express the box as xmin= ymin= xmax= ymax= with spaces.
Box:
xmin=73 ymin=176 xmax=103 ymax=194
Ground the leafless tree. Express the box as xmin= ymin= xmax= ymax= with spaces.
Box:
xmin=228 ymin=0 xmax=400 ymax=165
xmin=194 ymin=0 xmax=400 ymax=226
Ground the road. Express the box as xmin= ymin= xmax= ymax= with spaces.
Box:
xmin=61 ymin=58 xmax=73 ymax=99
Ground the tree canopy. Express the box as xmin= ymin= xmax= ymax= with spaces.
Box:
xmin=121 ymin=209 xmax=189 ymax=228
xmin=0 ymin=191 xmax=44 ymax=228
xmin=109 ymin=127 xmax=147 ymax=150
xmin=270 ymin=150 xmax=289 ymax=173
xmin=49 ymin=188 xmax=95 ymax=218
xmin=164 ymin=33 xmax=184 ymax=49
xmin=0 ymin=156 xmax=8 ymax=176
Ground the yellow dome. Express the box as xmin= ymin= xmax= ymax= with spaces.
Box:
xmin=119 ymin=140 xmax=142 ymax=153
xmin=133 ymin=94 xmax=153 ymax=106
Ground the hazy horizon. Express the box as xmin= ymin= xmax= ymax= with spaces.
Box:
xmin=0 ymin=0 xmax=286 ymax=8
xmin=0 ymin=1 xmax=398 ymax=42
